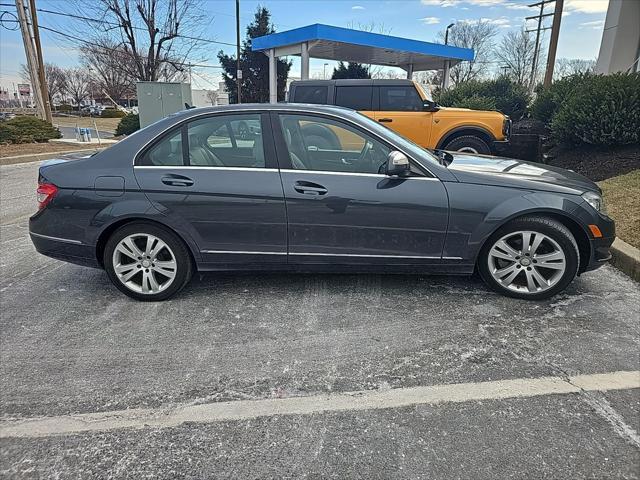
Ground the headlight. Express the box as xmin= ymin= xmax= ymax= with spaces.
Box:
xmin=582 ymin=191 xmax=606 ymax=214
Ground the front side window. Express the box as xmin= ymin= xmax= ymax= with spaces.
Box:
xmin=279 ymin=114 xmax=390 ymax=174
xmin=142 ymin=129 xmax=184 ymax=166
xmin=334 ymin=86 xmax=373 ymax=111
xmin=187 ymin=114 xmax=264 ymax=167
xmin=379 ymin=86 xmax=424 ymax=112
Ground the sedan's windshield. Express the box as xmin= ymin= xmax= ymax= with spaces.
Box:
xmin=353 ymin=111 xmax=441 ymax=166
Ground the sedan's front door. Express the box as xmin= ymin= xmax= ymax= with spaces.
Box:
xmin=273 ymin=113 xmax=449 ymax=265
xmin=134 ymin=112 xmax=287 ymax=265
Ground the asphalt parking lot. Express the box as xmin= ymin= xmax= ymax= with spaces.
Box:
xmin=1 ymin=159 xmax=639 ymax=479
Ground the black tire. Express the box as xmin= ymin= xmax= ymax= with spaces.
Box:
xmin=443 ymin=135 xmax=491 ymax=155
xmin=104 ymin=222 xmax=193 ymax=301
xmin=477 ymin=216 xmax=580 ymax=300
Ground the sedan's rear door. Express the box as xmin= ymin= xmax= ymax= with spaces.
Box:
xmin=134 ymin=112 xmax=288 ymax=265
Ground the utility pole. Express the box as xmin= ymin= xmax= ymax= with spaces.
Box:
xmin=526 ymin=1 xmax=553 ymax=92
xmin=543 ymin=0 xmax=564 ymax=87
xmin=28 ymin=0 xmax=52 ymax=122
xmin=15 ymin=0 xmax=45 ymax=119
xmin=235 ymin=0 xmax=241 ymax=104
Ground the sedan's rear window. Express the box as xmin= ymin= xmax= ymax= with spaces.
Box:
xmin=141 ymin=129 xmax=184 ymax=166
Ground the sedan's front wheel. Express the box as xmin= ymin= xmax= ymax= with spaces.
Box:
xmin=478 ymin=216 xmax=580 ymax=300
xmin=104 ymin=223 xmax=193 ymax=301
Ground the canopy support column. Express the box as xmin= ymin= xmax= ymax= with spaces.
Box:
xmin=406 ymin=63 xmax=414 ymax=79
xmin=442 ymin=60 xmax=451 ymax=90
xmin=269 ymin=48 xmax=277 ymax=104
xmin=301 ymin=41 xmax=310 ymax=80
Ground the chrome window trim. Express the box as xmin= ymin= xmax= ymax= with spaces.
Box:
xmin=30 ymin=232 xmax=83 ymax=245
xmin=135 ymin=166 xmax=279 ymax=173
xmin=131 ymin=108 xmax=440 ymax=178
xmin=279 ymin=169 xmax=438 ymax=180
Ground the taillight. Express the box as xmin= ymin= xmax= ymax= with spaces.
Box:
xmin=36 ymin=182 xmax=58 ymax=210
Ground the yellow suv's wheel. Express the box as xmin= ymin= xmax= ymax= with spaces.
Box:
xmin=443 ymin=135 xmax=491 ymax=155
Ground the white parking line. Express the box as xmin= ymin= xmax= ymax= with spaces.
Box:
xmin=1 ymin=370 xmax=638 ymax=439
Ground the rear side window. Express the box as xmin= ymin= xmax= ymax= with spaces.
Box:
xmin=334 ymin=86 xmax=373 ymax=110
xmin=379 ymin=86 xmax=424 ymax=111
xmin=141 ymin=129 xmax=184 ymax=166
xmin=293 ymin=85 xmax=328 ymax=104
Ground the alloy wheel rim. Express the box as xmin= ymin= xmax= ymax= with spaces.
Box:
xmin=487 ymin=230 xmax=566 ymax=294
xmin=112 ymin=234 xmax=177 ymax=294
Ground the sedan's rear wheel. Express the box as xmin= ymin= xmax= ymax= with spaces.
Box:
xmin=478 ymin=216 xmax=579 ymax=300
xmin=104 ymin=223 xmax=193 ymax=301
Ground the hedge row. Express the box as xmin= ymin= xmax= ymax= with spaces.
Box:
xmin=532 ymin=72 xmax=640 ymax=146
xmin=0 ymin=116 xmax=62 ymax=144
xmin=435 ymin=77 xmax=530 ymax=120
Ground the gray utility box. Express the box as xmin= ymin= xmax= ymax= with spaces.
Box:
xmin=136 ymin=82 xmax=193 ymax=128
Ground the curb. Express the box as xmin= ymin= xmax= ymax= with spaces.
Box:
xmin=610 ymin=238 xmax=640 ymax=282
xmin=0 ymin=148 xmax=106 ymax=166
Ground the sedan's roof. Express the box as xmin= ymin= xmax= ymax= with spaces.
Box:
xmin=177 ymin=102 xmax=358 ymax=118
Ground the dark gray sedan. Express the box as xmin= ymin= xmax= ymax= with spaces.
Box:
xmin=29 ymin=104 xmax=614 ymax=301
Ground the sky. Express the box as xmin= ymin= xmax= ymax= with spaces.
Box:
xmin=0 ymin=0 xmax=610 ymax=92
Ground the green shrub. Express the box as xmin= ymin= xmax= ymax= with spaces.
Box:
xmin=0 ymin=116 xmax=62 ymax=143
xmin=115 ymin=113 xmax=140 ymax=136
xmin=549 ymin=73 xmax=640 ymax=146
xmin=100 ymin=109 xmax=126 ymax=118
xmin=436 ymin=77 xmax=530 ymax=119
xmin=530 ymin=74 xmax=588 ymax=124
xmin=57 ymin=104 xmax=73 ymax=112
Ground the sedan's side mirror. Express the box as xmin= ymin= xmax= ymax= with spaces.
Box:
xmin=385 ymin=151 xmax=411 ymax=177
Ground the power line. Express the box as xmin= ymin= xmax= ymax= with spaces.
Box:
xmin=36 ymin=7 xmax=237 ymax=47
xmin=38 ymin=24 xmax=224 ymax=70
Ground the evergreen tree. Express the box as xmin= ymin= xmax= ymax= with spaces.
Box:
xmin=331 ymin=62 xmax=371 ymax=79
xmin=218 ymin=7 xmax=291 ymax=103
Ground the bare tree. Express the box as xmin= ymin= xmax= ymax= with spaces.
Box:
xmin=80 ymin=42 xmax=136 ymax=103
xmin=554 ymin=58 xmax=596 ymax=79
xmin=72 ymin=0 xmax=208 ymax=82
xmin=62 ymin=68 xmax=91 ymax=107
xmin=495 ymin=26 xmax=538 ymax=85
xmin=205 ymin=90 xmax=219 ymax=106
xmin=437 ymin=20 xmax=498 ymax=85
xmin=20 ymin=63 xmax=66 ymax=104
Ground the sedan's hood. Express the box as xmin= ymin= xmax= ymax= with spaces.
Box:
xmin=445 ymin=152 xmax=600 ymax=195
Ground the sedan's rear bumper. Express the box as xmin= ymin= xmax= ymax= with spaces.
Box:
xmin=29 ymin=230 xmax=100 ymax=268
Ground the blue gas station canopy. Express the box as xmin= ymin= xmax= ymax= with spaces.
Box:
xmin=251 ymin=23 xmax=474 ymax=71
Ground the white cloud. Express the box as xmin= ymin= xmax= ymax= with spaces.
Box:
xmin=421 ymin=0 xmax=461 ymax=7
xmin=579 ymin=19 xmax=605 ymax=29
xmin=504 ymin=2 xmax=531 ymax=10
xmin=351 ymin=5 xmax=365 ymax=10
xmin=420 ymin=16 xmax=441 ymax=24
xmin=461 ymin=16 xmax=512 ymax=28
xmin=565 ymin=0 xmax=608 ymax=14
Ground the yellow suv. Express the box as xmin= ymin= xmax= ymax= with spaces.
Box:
xmin=288 ymin=79 xmax=511 ymax=155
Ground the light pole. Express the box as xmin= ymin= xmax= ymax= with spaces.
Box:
xmin=323 ymin=63 xmax=328 ymax=79
xmin=442 ymin=23 xmax=455 ymax=90
xmin=235 ymin=0 xmax=241 ymax=103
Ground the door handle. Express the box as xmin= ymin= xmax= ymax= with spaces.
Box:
xmin=294 ymin=181 xmax=328 ymax=196
xmin=161 ymin=175 xmax=194 ymax=187
xmin=378 ymin=118 xmax=393 ymax=123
